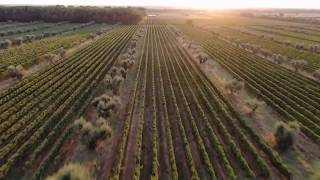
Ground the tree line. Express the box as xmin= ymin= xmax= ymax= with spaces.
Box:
xmin=0 ymin=6 xmax=145 ymax=24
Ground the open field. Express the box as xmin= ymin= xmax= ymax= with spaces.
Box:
xmin=0 ymin=6 xmax=319 ymax=180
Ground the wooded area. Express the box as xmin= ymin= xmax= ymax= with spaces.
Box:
xmin=0 ymin=6 xmax=145 ymax=24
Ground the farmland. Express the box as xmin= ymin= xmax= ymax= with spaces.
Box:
xmin=0 ymin=5 xmax=320 ymax=180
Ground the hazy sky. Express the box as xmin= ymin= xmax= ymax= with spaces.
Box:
xmin=0 ymin=0 xmax=319 ymax=9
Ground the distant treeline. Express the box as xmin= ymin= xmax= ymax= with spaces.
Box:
xmin=0 ymin=6 xmax=145 ymax=24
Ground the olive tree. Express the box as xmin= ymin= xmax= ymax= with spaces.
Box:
xmin=119 ymin=67 xmax=127 ymax=79
xmin=111 ymin=75 xmax=124 ymax=95
xmin=313 ymin=69 xmax=320 ymax=81
xmin=74 ymin=117 xmax=113 ymax=150
xmin=59 ymin=47 xmax=66 ymax=59
xmin=44 ymin=53 xmax=55 ymax=63
xmin=7 ymin=65 xmax=23 ymax=80
xmin=225 ymin=79 xmax=244 ymax=95
xmin=291 ymin=59 xmax=307 ymax=72
xmin=245 ymin=98 xmax=262 ymax=115
xmin=92 ymin=95 xmax=122 ymax=117
xmin=274 ymin=121 xmax=299 ymax=152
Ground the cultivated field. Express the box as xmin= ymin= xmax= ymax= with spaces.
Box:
xmin=0 ymin=7 xmax=319 ymax=180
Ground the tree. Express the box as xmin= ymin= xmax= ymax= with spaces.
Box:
xmin=245 ymin=99 xmax=262 ymax=116
xmin=119 ymin=67 xmax=127 ymax=79
xmin=14 ymin=37 xmax=24 ymax=46
xmin=110 ymin=67 xmax=119 ymax=77
xmin=7 ymin=65 xmax=23 ymax=80
xmin=121 ymin=59 xmax=134 ymax=70
xmin=0 ymin=39 xmax=12 ymax=49
xmin=46 ymin=163 xmax=92 ymax=180
xmin=313 ymin=69 xmax=320 ymax=81
xmin=273 ymin=54 xmax=287 ymax=65
xmin=274 ymin=121 xmax=299 ymax=152
xmin=104 ymin=74 xmax=113 ymax=89
xmin=225 ymin=79 xmax=244 ymax=95
xmin=111 ymin=75 xmax=124 ymax=95
xmin=74 ymin=117 xmax=113 ymax=150
xmin=59 ymin=47 xmax=66 ymax=59
xmin=291 ymin=59 xmax=307 ymax=72
xmin=92 ymin=95 xmax=121 ymax=117
xmin=0 ymin=6 xmax=145 ymax=25
xmin=44 ymin=53 xmax=55 ymax=63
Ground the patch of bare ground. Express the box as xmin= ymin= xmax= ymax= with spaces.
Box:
xmin=184 ymin=37 xmax=320 ymax=179
xmin=0 ymin=34 xmax=104 ymax=91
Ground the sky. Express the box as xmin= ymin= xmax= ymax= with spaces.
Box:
xmin=0 ymin=0 xmax=319 ymax=9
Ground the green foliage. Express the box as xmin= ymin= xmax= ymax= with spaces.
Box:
xmin=225 ymin=79 xmax=244 ymax=95
xmin=0 ymin=6 xmax=145 ymax=24
xmin=313 ymin=69 xmax=320 ymax=80
xmin=275 ymin=122 xmax=299 ymax=152
xmin=291 ymin=59 xmax=307 ymax=72
xmin=7 ymin=64 xmax=23 ymax=79
xmin=91 ymin=94 xmax=121 ymax=117
xmin=74 ymin=117 xmax=112 ymax=150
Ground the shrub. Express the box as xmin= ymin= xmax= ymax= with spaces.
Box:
xmin=46 ymin=163 xmax=92 ymax=180
xmin=245 ymin=98 xmax=261 ymax=115
xmin=225 ymin=79 xmax=244 ymax=95
xmin=0 ymin=39 xmax=12 ymax=49
xmin=14 ymin=37 xmax=24 ymax=45
xmin=104 ymin=74 xmax=113 ymax=89
xmin=313 ymin=69 xmax=320 ymax=80
xmin=121 ymin=59 xmax=134 ymax=70
xmin=44 ymin=53 xmax=55 ymax=63
xmin=291 ymin=60 xmax=307 ymax=72
xmin=274 ymin=122 xmax=299 ymax=152
xmin=73 ymin=117 xmax=87 ymax=130
xmin=110 ymin=67 xmax=119 ymax=77
xmin=111 ymin=75 xmax=124 ymax=95
xmin=59 ymin=47 xmax=66 ymax=59
xmin=92 ymin=94 xmax=121 ymax=117
xmin=7 ymin=65 xmax=23 ymax=80
xmin=119 ymin=67 xmax=127 ymax=79
xmin=74 ymin=116 xmax=113 ymax=150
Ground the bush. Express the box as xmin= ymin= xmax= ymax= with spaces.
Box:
xmin=121 ymin=59 xmax=134 ymax=70
xmin=7 ymin=65 xmax=23 ymax=80
xmin=91 ymin=95 xmax=121 ymax=117
xmin=111 ymin=75 xmax=124 ymax=95
xmin=59 ymin=47 xmax=66 ymax=59
xmin=110 ymin=67 xmax=119 ymax=77
xmin=274 ymin=122 xmax=299 ymax=152
xmin=245 ymin=98 xmax=261 ymax=115
xmin=104 ymin=74 xmax=113 ymax=89
xmin=46 ymin=163 xmax=92 ymax=180
xmin=0 ymin=39 xmax=12 ymax=49
xmin=74 ymin=117 xmax=113 ymax=150
xmin=44 ymin=53 xmax=55 ymax=63
xmin=313 ymin=69 xmax=320 ymax=81
xmin=291 ymin=60 xmax=307 ymax=72
xmin=119 ymin=67 xmax=127 ymax=79
xmin=225 ymin=79 xmax=244 ymax=95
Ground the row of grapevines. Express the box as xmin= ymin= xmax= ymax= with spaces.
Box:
xmin=168 ymin=25 xmax=291 ymax=178
xmin=0 ymin=26 xmax=137 ymax=178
